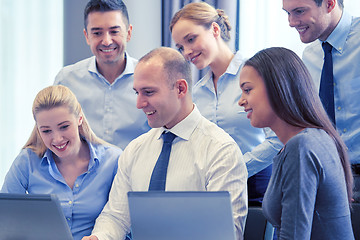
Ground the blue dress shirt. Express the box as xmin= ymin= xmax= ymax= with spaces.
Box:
xmin=54 ymin=53 xmax=150 ymax=150
xmin=1 ymin=141 xmax=122 ymax=240
xmin=192 ymin=51 xmax=283 ymax=177
xmin=303 ymin=11 xmax=360 ymax=164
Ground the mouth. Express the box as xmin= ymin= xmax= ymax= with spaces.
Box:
xmin=244 ymin=109 xmax=253 ymax=119
xmin=53 ymin=142 xmax=68 ymax=151
xmin=190 ymin=53 xmax=201 ymax=64
xmin=100 ymin=47 xmax=117 ymax=53
xmin=296 ymin=26 xmax=308 ymax=34
xmin=145 ymin=110 xmax=156 ymax=116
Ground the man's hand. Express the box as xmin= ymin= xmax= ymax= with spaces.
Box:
xmin=81 ymin=235 xmax=99 ymax=240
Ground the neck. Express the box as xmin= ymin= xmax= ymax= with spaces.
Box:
xmin=271 ymin=120 xmax=305 ymax=145
xmin=97 ymin=58 xmax=126 ymax=84
xmin=321 ymin=7 xmax=343 ymax=41
xmin=209 ymin=44 xmax=234 ymax=91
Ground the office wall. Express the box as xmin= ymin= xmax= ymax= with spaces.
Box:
xmin=63 ymin=0 xmax=161 ymax=66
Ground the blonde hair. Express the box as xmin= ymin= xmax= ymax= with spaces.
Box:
xmin=24 ymin=85 xmax=108 ymax=157
xmin=170 ymin=2 xmax=232 ymax=42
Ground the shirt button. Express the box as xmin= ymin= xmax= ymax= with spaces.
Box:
xmin=67 ymin=218 xmax=71 ymax=221
xmin=75 ymin=184 xmax=79 ymax=188
xmin=68 ymin=201 xmax=72 ymax=205
xmin=337 ymin=106 xmax=341 ymax=111
xmin=343 ymin=129 xmax=347 ymax=133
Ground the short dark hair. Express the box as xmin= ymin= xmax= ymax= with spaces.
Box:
xmin=244 ymin=47 xmax=352 ymax=204
xmin=139 ymin=47 xmax=192 ymax=92
xmin=84 ymin=0 xmax=129 ymax=30
xmin=313 ymin=0 xmax=344 ymax=9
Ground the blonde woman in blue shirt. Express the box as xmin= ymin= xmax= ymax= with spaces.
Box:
xmin=1 ymin=85 xmax=122 ymax=240
xmin=170 ymin=2 xmax=283 ymax=205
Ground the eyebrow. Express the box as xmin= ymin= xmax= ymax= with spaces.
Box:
xmin=240 ymin=82 xmax=249 ymax=88
xmin=39 ymin=121 xmax=70 ymax=129
xmin=90 ymin=25 xmax=121 ymax=31
xmin=283 ymin=7 xmax=303 ymax=13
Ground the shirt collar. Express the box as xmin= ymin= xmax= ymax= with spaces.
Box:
xmin=324 ymin=11 xmax=352 ymax=54
xmin=226 ymin=51 xmax=244 ymax=75
xmin=155 ymin=104 xmax=202 ymax=141
xmin=197 ymin=51 xmax=244 ymax=88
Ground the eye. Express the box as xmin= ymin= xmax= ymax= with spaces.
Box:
xmin=41 ymin=129 xmax=51 ymax=134
xmin=111 ymin=30 xmax=120 ymax=35
xmin=294 ymin=8 xmax=305 ymax=15
xmin=243 ymin=88 xmax=252 ymax=94
xmin=177 ymin=46 xmax=184 ymax=53
xmin=188 ymin=36 xmax=196 ymax=43
xmin=60 ymin=125 xmax=70 ymax=130
xmin=92 ymin=31 xmax=102 ymax=36
xmin=144 ymin=90 xmax=155 ymax=96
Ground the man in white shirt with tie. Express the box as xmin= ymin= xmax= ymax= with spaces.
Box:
xmin=82 ymin=47 xmax=248 ymax=240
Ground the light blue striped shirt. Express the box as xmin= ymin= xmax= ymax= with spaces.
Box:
xmin=192 ymin=51 xmax=283 ymax=177
xmin=303 ymin=11 xmax=360 ymax=164
xmin=54 ymin=53 xmax=150 ymax=150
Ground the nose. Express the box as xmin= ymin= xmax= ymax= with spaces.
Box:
xmin=238 ymin=95 xmax=246 ymax=107
xmin=183 ymin=46 xmax=193 ymax=60
xmin=136 ymin=94 xmax=147 ymax=109
xmin=52 ymin=131 xmax=63 ymax=143
xmin=288 ymin=14 xmax=299 ymax=28
xmin=102 ymin=32 xmax=113 ymax=46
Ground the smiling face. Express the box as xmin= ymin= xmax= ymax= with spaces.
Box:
xmin=134 ymin=60 xmax=184 ymax=129
xmin=84 ymin=10 xmax=132 ymax=67
xmin=283 ymin=0 xmax=334 ymax=43
xmin=36 ymin=106 xmax=83 ymax=160
xmin=171 ymin=18 xmax=219 ymax=70
xmin=238 ymin=66 xmax=278 ymax=129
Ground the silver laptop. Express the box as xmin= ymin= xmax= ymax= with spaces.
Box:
xmin=127 ymin=191 xmax=236 ymax=240
xmin=0 ymin=193 xmax=73 ymax=240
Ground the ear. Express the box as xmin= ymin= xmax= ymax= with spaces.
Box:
xmin=126 ymin=24 xmax=133 ymax=42
xmin=211 ymin=22 xmax=221 ymax=38
xmin=176 ymin=79 xmax=188 ymax=98
xmin=326 ymin=0 xmax=337 ymax=12
xmin=78 ymin=114 xmax=83 ymax=126
xmin=83 ymin=28 xmax=90 ymax=45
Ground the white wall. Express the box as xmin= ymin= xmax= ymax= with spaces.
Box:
xmin=126 ymin=0 xmax=162 ymax=59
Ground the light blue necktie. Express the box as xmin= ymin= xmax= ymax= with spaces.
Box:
xmin=320 ymin=42 xmax=336 ymax=124
xmin=148 ymin=132 xmax=176 ymax=191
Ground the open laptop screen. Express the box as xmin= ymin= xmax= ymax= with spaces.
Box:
xmin=0 ymin=193 xmax=73 ymax=240
xmin=128 ymin=191 xmax=236 ymax=240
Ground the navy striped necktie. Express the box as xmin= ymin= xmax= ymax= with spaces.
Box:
xmin=148 ymin=132 xmax=177 ymax=191
xmin=320 ymin=42 xmax=336 ymax=124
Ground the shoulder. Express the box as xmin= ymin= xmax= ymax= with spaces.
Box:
xmin=121 ymin=129 xmax=157 ymax=153
xmin=195 ymin=116 xmax=238 ymax=147
xmin=283 ymin=128 xmax=335 ymax=168
xmin=8 ymin=148 xmax=43 ymax=174
xmin=303 ymin=41 xmax=322 ymax=58
xmin=351 ymin=15 xmax=360 ymax=30
xmin=54 ymin=56 xmax=95 ymax=82
xmin=15 ymin=148 xmax=41 ymax=164
xmin=91 ymin=142 xmax=123 ymax=159
xmin=288 ymin=128 xmax=331 ymax=148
